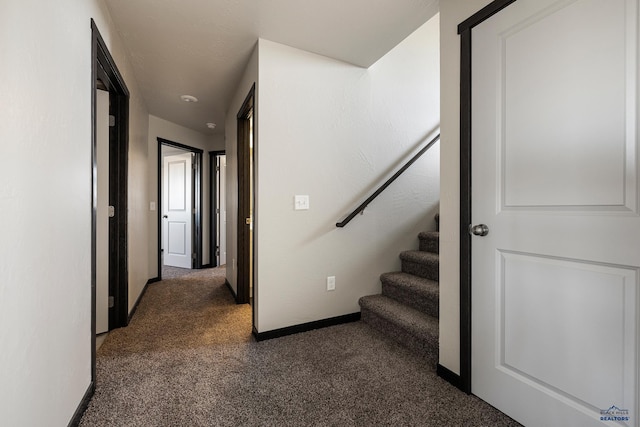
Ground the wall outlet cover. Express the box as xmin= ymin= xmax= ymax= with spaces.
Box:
xmin=294 ymin=195 xmax=310 ymax=210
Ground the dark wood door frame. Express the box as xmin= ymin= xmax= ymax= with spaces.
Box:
xmin=236 ymin=84 xmax=255 ymax=305
xmin=209 ymin=150 xmax=226 ymax=268
xmin=455 ymin=0 xmax=518 ymax=394
xmin=156 ymin=138 xmax=204 ymax=280
xmin=91 ymin=19 xmax=130 ymax=380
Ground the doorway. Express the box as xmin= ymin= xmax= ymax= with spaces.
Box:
xmin=459 ymin=0 xmax=639 ymax=425
xmin=236 ymin=85 xmax=255 ymax=306
xmin=210 ymin=151 xmax=227 ymax=267
xmin=91 ymin=19 xmax=130 ymax=383
xmin=95 ymin=88 xmax=109 ymax=336
xmin=157 ymin=138 xmax=204 ymax=279
xmin=162 ymin=148 xmax=194 ymax=269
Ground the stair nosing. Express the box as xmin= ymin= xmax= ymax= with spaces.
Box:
xmin=418 ymin=230 xmax=439 ymax=238
xmin=400 ymin=250 xmax=439 ymax=261
xmin=381 ymin=271 xmax=438 ymax=285
xmin=359 ymin=295 xmax=438 ymax=332
xmin=381 ymin=272 xmax=438 ymax=293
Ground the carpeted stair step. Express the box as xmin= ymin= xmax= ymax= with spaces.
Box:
xmin=359 ymin=294 xmax=438 ymax=361
xmin=400 ymin=250 xmax=439 ymax=281
xmin=418 ymin=231 xmax=439 ymax=253
xmin=380 ymin=272 xmax=439 ymax=318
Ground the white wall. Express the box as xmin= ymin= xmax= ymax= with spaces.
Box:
xmin=0 ymin=0 xmax=150 ymax=424
xmin=439 ymin=0 xmax=492 ymax=375
xmin=251 ymin=15 xmax=440 ymax=332
xmin=225 ymin=45 xmax=259 ymax=295
xmin=147 ymin=115 xmax=220 ymax=277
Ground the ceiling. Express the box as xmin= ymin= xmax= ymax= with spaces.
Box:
xmin=104 ymin=0 xmax=439 ymax=136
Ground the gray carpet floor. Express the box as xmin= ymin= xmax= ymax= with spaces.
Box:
xmin=80 ymin=266 xmax=520 ymax=426
xmin=161 ymin=264 xmax=195 ymax=280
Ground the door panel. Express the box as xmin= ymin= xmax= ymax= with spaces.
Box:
xmin=168 ymin=159 xmax=186 ymax=210
xmin=163 ymin=152 xmax=192 ymax=269
xmin=500 ymin=252 xmax=635 ymax=407
xmin=471 ymin=0 xmax=639 ymax=425
xmin=500 ymin=0 xmax=631 ymax=209
xmin=168 ymin=222 xmax=187 ymax=254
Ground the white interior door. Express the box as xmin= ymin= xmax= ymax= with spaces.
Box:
xmin=471 ymin=1 xmax=639 ymax=426
xmin=217 ymin=155 xmax=227 ymax=266
xmin=163 ymin=152 xmax=193 ymax=269
xmin=96 ymin=89 xmax=109 ymax=334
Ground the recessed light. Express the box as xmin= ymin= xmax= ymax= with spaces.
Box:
xmin=180 ymin=95 xmax=198 ymax=103
xmin=206 ymin=122 xmax=217 ymax=129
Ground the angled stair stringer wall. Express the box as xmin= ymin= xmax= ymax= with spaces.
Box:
xmin=359 ymin=214 xmax=440 ymax=362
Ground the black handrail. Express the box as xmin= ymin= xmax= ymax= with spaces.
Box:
xmin=336 ymin=133 xmax=440 ymax=228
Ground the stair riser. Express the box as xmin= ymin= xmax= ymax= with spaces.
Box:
xmin=361 ymin=309 xmax=438 ymax=362
xmin=381 ymin=282 xmax=438 ymax=318
xmin=418 ymin=239 xmax=439 ymax=253
xmin=401 ymin=260 xmax=438 ymax=281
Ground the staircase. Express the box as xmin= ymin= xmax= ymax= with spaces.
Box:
xmin=359 ymin=214 xmax=439 ymax=362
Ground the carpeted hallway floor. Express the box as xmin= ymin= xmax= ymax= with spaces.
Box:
xmin=80 ymin=266 xmax=520 ymax=426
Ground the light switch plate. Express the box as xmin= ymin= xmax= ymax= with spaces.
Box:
xmin=150 ymin=202 xmax=156 ymax=211
xmin=294 ymin=195 xmax=310 ymax=210
xmin=327 ymin=276 xmax=336 ymax=291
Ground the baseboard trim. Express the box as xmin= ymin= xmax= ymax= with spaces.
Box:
xmin=67 ymin=381 xmax=95 ymax=426
xmin=253 ymin=312 xmax=361 ymax=342
xmin=437 ymin=364 xmax=466 ymax=392
xmin=225 ymin=280 xmax=237 ymax=302
xmin=127 ymin=279 xmax=153 ymax=323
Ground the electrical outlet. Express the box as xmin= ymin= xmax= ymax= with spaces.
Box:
xmin=327 ymin=276 xmax=336 ymax=291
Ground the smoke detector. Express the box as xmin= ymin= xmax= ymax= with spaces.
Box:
xmin=180 ymin=95 xmax=198 ymax=103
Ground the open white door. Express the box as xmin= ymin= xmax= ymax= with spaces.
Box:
xmin=162 ymin=152 xmax=193 ymax=269
xmin=471 ymin=1 xmax=639 ymax=426
xmin=217 ymin=155 xmax=227 ymax=266
xmin=96 ymin=89 xmax=109 ymax=334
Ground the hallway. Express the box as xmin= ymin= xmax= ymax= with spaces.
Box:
xmin=80 ymin=266 xmax=518 ymax=426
